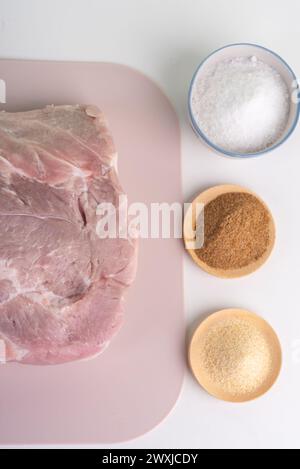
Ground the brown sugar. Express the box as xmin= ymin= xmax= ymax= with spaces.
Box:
xmin=196 ymin=192 xmax=271 ymax=270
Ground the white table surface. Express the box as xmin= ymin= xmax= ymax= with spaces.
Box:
xmin=1 ymin=0 xmax=300 ymax=450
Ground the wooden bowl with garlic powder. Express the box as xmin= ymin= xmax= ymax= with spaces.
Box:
xmin=183 ymin=184 xmax=276 ymax=278
xmin=189 ymin=309 xmax=282 ymax=403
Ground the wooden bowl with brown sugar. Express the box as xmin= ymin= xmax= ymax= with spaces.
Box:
xmin=183 ymin=185 xmax=276 ymax=278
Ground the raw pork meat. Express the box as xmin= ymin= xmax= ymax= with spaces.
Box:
xmin=0 ymin=105 xmax=137 ymax=365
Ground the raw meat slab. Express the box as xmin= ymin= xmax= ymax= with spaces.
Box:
xmin=0 ymin=60 xmax=184 ymax=444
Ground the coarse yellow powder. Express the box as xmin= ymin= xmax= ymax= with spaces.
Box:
xmin=199 ymin=317 xmax=273 ymax=397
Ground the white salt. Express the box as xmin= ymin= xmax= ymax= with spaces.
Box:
xmin=191 ymin=56 xmax=290 ymax=153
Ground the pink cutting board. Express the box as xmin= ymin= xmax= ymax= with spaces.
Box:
xmin=0 ymin=61 xmax=184 ymax=444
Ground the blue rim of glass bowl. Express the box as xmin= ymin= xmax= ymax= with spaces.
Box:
xmin=188 ymin=43 xmax=300 ymax=158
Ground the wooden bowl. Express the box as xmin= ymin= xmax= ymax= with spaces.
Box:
xmin=189 ymin=309 xmax=282 ymax=403
xmin=183 ymin=184 xmax=276 ymax=278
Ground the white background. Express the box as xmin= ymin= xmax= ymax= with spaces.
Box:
xmin=1 ymin=0 xmax=300 ymax=450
